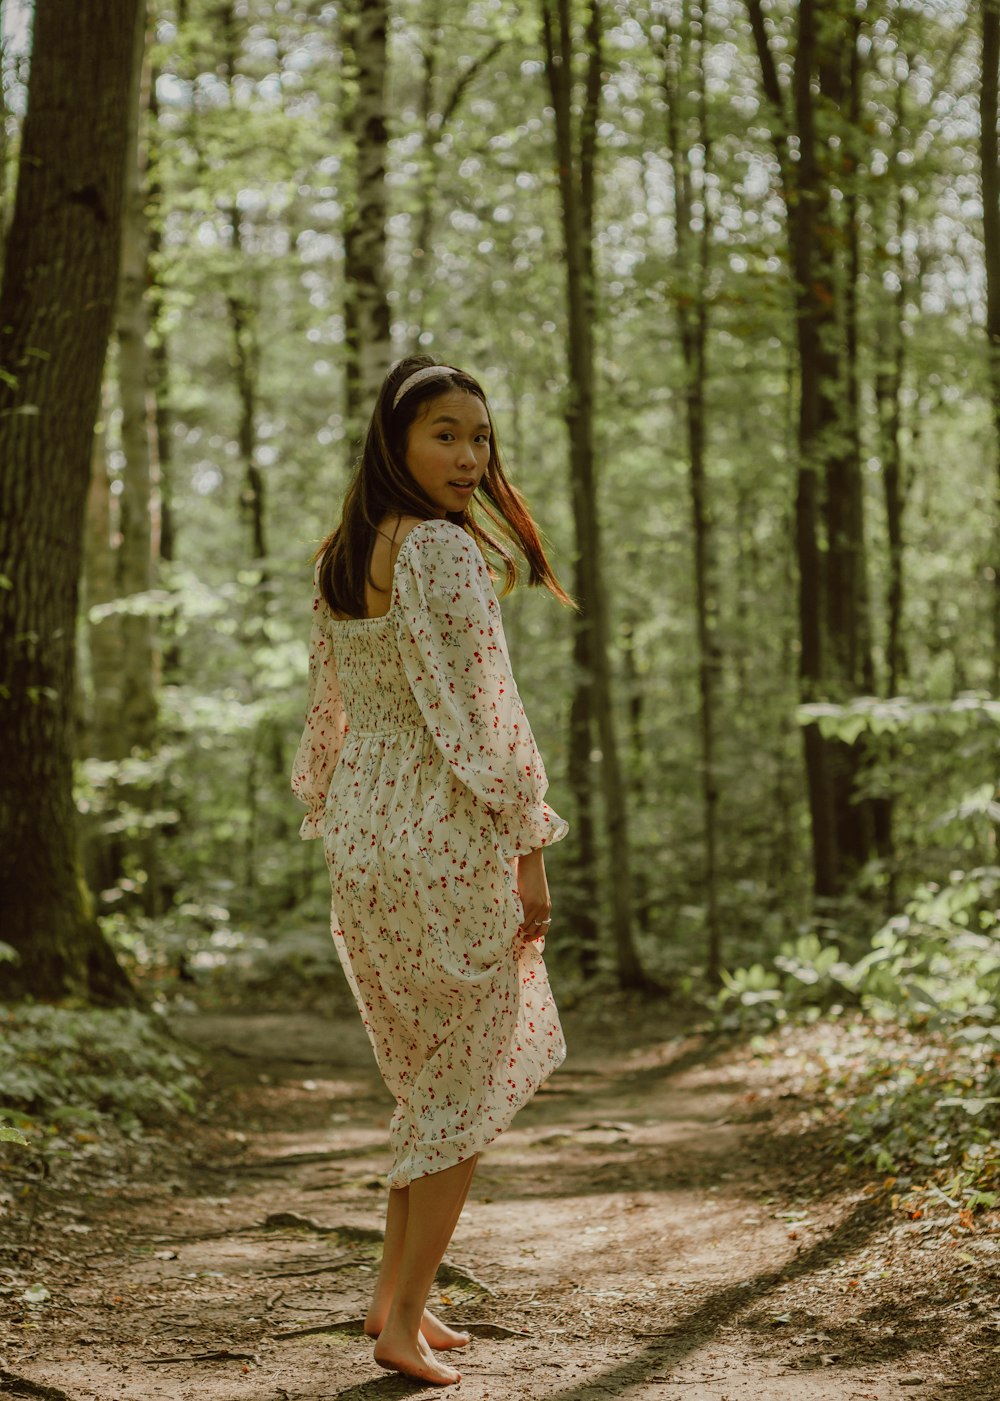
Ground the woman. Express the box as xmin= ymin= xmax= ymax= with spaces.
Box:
xmin=291 ymin=354 xmax=575 ymax=1385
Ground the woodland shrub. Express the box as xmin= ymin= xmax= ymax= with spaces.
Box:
xmin=0 ymin=1004 xmax=201 ymax=1138
xmin=718 ymin=867 xmax=1000 ymax=1209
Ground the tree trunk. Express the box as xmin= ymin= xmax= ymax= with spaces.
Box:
xmin=567 ymin=581 xmax=602 ymax=978
xmin=115 ymin=9 xmax=162 ymax=915
xmin=117 ymin=12 xmax=159 ymax=755
xmin=219 ymin=4 xmax=267 ymax=572
xmin=661 ymin=0 xmax=722 ymax=983
xmin=146 ymin=54 xmax=180 ymax=681
xmin=747 ymin=0 xmax=881 ymax=898
xmin=0 ymin=0 xmax=142 ymax=1003
xmin=409 ymin=22 xmax=504 ymax=347
xmin=542 ymin=0 xmax=644 ymax=989
xmin=981 ymin=0 xmax=1000 ymax=691
xmin=341 ymin=0 xmax=392 ymax=450
xmin=80 ymin=399 xmax=127 ymax=901
xmin=817 ymin=14 xmax=878 ymax=876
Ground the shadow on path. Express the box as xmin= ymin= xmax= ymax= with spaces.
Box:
xmin=531 ymin=1196 xmax=925 ymax=1399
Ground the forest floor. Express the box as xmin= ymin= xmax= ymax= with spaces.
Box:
xmin=2 ymin=988 xmax=999 ymax=1401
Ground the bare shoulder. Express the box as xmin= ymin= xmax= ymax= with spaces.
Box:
xmin=378 ymin=515 xmax=470 ymax=557
xmin=377 ymin=514 xmax=434 ymax=551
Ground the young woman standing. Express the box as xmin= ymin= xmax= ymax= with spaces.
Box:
xmin=292 ymin=355 xmax=574 ymax=1385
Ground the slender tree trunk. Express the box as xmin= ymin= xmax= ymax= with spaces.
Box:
xmin=81 ymin=400 xmax=127 ymax=900
xmin=567 ymin=590 xmax=602 ymax=976
xmin=218 ymin=2 xmax=279 ymax=891
xmin=869 ymin=46 xmax=913 ymax=899
xmin=981 ymin=0 xmax=1000 ymax=691
xmin=542 ymin=0 xmax=643 ymax=989
xmin=661 ymin=0 xmax=722 ymax=982
xmin=342 ymin=0 xmax=391 ymax=449
xmin=620 ymin=615 xmax=654 ymax=938
xmin=0 ymin=0 xmax=142 ymax=1002
xmin=219 ymin=5 xmax=267 ymax=573
xmin=117 ymin=13 xmax=158 ymax=753
xmin=409 ymin=24 xmax=504 ymax=347
xmin=877 ymin=81 xmax=909 ymax=703
xmin=115 ymin=10 xmax=162 ymax=914
xmin=83 ymin=402 xmax=126 ymax=766
xmin=147 ymin=56 xmax=179 ymax=682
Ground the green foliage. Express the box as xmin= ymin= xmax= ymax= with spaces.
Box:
xmin=786 ymin=1015 xmax=999 ymax=1213
xmin=720 ymin=867 xmax=1000 ymax=1029
xmin=718 ymin=933 xmax=855 ymax=1022
xmin=726 ymin=867 xmax=1000 ymax=1208
xmin=0 ymin=1005 xmax=202 ymax=1137
xmin=0 ymin=1114 xmax=28 ymax=1146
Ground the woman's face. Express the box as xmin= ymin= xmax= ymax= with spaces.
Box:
xmin=404 ymin=390 xmax=491 ymax=517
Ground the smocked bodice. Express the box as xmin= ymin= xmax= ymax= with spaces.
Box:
xmin=326 ymin=616 xmax=426 ymax=737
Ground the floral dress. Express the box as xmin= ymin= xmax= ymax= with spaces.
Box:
xmin=291 ymin=517 xmax=569 ymax=1188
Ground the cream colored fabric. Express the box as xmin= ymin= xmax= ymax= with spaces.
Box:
xmin=292 ymin=518 xmax=568 ymax=1186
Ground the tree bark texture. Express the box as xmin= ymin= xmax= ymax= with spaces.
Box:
xmin=0 ymin=0 xmax=142 ymax=1001
xmin=816 ymin=13 xmax=878 ymax=874
xmin=342 ymin=0 xmax=391 ymax=450
xmin=116 ymin=10 xmax=159 ymax=757
xmin=542 ymin=0 xmax=643 ymax=989
xmin=220 ymin=3 xmax=268 ymax=570
xmin=981 ymin=0 xmax=1000 ymax=691
xmin=748 ymin=0 xmax=878 ymax=898
xmin=115 ymin=10 xmax=163 ymax=915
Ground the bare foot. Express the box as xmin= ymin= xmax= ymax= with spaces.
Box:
xmin=373 ymin=1327 xmax=461 ymax=1386
xmin=364 ymin=1305 xmax=471 ymax=1350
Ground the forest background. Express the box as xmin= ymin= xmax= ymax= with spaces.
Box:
xmin=1 ymin=0 xmax=999 ymax=1216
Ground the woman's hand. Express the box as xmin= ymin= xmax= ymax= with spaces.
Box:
xmin=516 ymin=848 xmax=551 ymax=941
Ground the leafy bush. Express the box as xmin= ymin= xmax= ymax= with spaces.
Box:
xmin=718 ymin=932 xmax=856 ymax=1026
xmin=720 ymin=868 xmax=1000 ymax=1209
xmin=0 ymin=1004 xmax=202 ymax=1136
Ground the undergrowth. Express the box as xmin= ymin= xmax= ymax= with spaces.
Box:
xmin=0 ymin=1004 xmax=202 ymax=1143
xmin=717 ymin=867 xmax=1000 ymax=1213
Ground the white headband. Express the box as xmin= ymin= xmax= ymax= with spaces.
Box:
xmin=392 ymin=365 xmax=455 ymax=410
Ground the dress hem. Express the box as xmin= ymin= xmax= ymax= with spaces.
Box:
xmin=384 ymin=1038 xmax=568 ymax=1190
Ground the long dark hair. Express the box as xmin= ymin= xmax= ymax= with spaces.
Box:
xmin=315 ymin=354 xmax=578 ymax=618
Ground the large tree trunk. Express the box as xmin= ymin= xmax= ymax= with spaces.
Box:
xmin=817 ymin=14 xmax=878 ymax=876
xmin=0 ymin=0 xmax=142 ymax=1003
xmin=542 ymin=0 xmax=644 ymax=989
xmin=746 ymin=0 xmax=835 ymax=897
xmin=342 ymin=0 xmax=392 ymax=449
xmin=981 ymin=0 xmax=1000 ymax=691
xmin=747 ymin=0 xmax=880 ymax=898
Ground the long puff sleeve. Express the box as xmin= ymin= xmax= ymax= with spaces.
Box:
xmin=291 ymin=565 xmax=348 ymax=839
xmin=392 ymin=521 xmax=569 ymax=862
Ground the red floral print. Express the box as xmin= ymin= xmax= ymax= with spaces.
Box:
xmin=291 ymin=519 xmax=569 ymax=1188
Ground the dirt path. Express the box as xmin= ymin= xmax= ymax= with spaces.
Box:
xmin=1 ymin=997 xmax=995 ymax=1400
